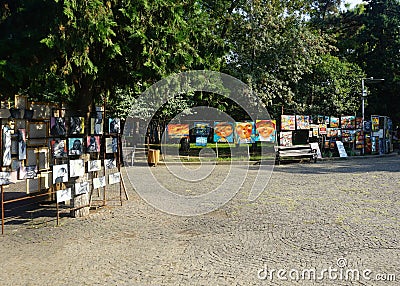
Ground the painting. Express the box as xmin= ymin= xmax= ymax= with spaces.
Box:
xmin=50 ymin=117 xmax=67 ymax=136
xmin=18 ymin=166 xmax=26 ymax=180
xmin=51 ymin=139 xmax=68 ymax=158
xmin=75 ymin=181 xmax=89 ymax=195
xmin=68 ymin=138 xmax=83 ymax=155
xmin=341 ymin=116 xmax=356 ymax=129
xmin=90 ymin=118 xmax=103 ymax=135
xmin=194 ymin=122 xmax=210 ymax=137
xmin=105 ymin=158 xmax=117 ymax=169
xmin=88 ymin=160 xmax=101 ymax=172
xmin=109 ymin=118 xmax=121 ymax=134
xmin=93 ymin=176 xmax=106 ymax=189
xmin=195 ymin=136 xmax=207 ymax=147
xmin=56 ymin=188 xmax=72 ymax=203
xmin=235 ymin=122 xmax=255 ymax=144
xmin=18 ymin=129 xmax=27 ymax=160
xmin=296 ymin=115 xmax=310 ymax=130
xmin=371 ymin=115 xmax=380 ymax=132
xmin=69 ymin=117 xmax=84 ymax=135
xmin=27 ymin=122 xmax=48 ymax=146
xmin=167 ymin=124 xmax=189 ymax=139
xmin=109 ymin=172 xmax=121 ymax=185
xmin=281 ymin=115 xmax=296 ymax=131
xmin=26 ymin=165 xmax=38 ymax=179
xmin=0 ymin=172 xmax=10 ymax=185
xmin=255 ymin=120 xmax=276 ymax=142
xmin=213 ymin=122 xmax=234 ymax=143
xmin=70 ymin=159 xmax=85 ymax=177
xmin=52 ymin=164 xmax=68 ymax=184
xmin=330 ymin=116 xmax=340 ymax=128
xmin=280 ymin=131 xmax=293 ymax=147
xmin=86 ymin=136 xmax=101 ymax=152
xmin=2 ymin=125 xmax=12 ymax=166
xmin=105 ymin=137 xmax=118 ymax=153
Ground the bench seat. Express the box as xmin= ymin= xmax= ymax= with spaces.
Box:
xmin=274 ymin=144 xmax=317 ymax=164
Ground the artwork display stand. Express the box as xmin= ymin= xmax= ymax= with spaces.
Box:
xmin=1 ymin=96 xmax=128 ymax=234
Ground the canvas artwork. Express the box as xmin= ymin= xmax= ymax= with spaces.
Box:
xmin=90 ymin=118 xmax=103 ymax=135
xmin=255 ymin=120 xmax=276 ymax=142
xmin=167 ymin=124 xmax=189 ymax=139
xmin=194 ymin=122 xmax=210 ymax=137
xmin=56 ymin=188 xmax=72 ymax=203
xmin=330 ymin=117 xmax=340 ymax=128
xmin=52 ymin=164 xmax=68 ymax=184
xmin=69 ymin=117 xmax=84 ymax=135
xmin=319 ymin=124 xmax=327 ymax=135
xmin=18 ymin=166 xmax=26 ymax=180
xmin=355 ymin=117 xmax=362 ymax=129
xmin=0 ymin=172 xmax=10 ymax=185
xmin=310 ymin=124 xmax=319 ymax=137
xmin=280 ymin=131 xmax=293 ymax=147
xmin=50 ymin=117 xmax=67 ymax=136
xmin=281 ymin=115 xmax=296 ymax=131
xmin=86 ymin=136 xmax=101 ymax=152
xmin=51 ymin=139 xmax=68 ymax=158
xmin=18 ymin=129 xmax=27 ymax=160
xmin=296 ymin=115 xmax=310 ymax=130
xmin=109 ymin=118 xmax=121 ymax=134
xmin=317 ymin=115 xmax=325 ymax=124
xmin=2 ymin=125 xmax=12 ymax=166
xmin=235 ymin=122 xmax=255 ymax=144
xmin=88 ymin=160 xmax=101 ymax=172
xmin=371 ymin=115 xmax=380 ymax=131
xmin=26 ymin=165 xmax=38 ymax=179
xmin=213 ymin=122 xmax=234 ymax=143
xmin=109 ymin=172 xmax=121 ymax=185
xmin=341 ymin=116 xmax=356 ymax=129
xmin=70 ymin=159 xmax=85 ymax=177
xmin=68 ymin=138 xmax=83 ymax=155
xmin=93 ymin=176 xmax=106 ymax=189
xmin=195 ymin=136 xmax=207 ymax=147
xmin=75 ymin=181 xmax=89 ymax=195
xmin=105 ymin=158 xmax=117 ymax=169
xmin=105 ymin=137 xmax=118 ymax=153
xmin=9 ymin=171 xmax=18 ymax=184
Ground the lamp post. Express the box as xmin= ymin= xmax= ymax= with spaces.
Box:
xmin=361 ymin=77 xmax=384 ymax=154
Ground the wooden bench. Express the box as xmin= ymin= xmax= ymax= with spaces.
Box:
xmin=274 ymin=144 xmax=317 ymax=165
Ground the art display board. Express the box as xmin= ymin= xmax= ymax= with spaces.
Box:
xmin=255 ymin=120 xmax=276 ymax=142
xmin=235 ymin=122 xmax=256 ymax=144
xmin=214 ymin=122 xmax=234 ymax=143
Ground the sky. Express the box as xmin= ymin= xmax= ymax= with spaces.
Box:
xmin=342 ymin=0 xmax=365 ymax=9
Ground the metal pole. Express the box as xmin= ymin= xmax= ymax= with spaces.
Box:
xmin=1 ymin=185 xmax=4 ymax=234
xmin=362 ymin=78 xmax=365 ymax=155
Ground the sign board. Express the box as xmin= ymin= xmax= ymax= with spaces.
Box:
xmin=336 ymin=141 xmax=348 ymax=158
xmin=310 ymin=142 xmax=322 ymax=159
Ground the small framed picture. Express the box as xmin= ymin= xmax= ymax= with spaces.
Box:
xmin=0 ymin=172 xmax=11 ymax=185
xmin=75 ymin=181 xmax=89 ymax=195
xmin=50 ymin=117 xmax=67 ymax=136
xmin=68 ymin=138 xmax=83 ymax=156
xmin=51 ymin=139 xmax=68 ymax=158
xmin=105 ymin=158 xmax=117 ymax=169
xmin=105 ymin=137 xmax=118 ymax=153
xmin=93 ymin=176 xmax=106 ymax=189
xmin=70 ymin=159 xmax=85 ymax=177
xmin=57 ymin=188 xmax=72 ymax=203
xmin=52 ymin=164 xmax=68 ymax=184
xmin=108 ymin=172 xmax=121 ymax=185
xmin=109 ymin=118 xmax=121 ymax=134
xmin=26 ymin=165 xmax=38 ymax=179
xmin=88 ymin=160 xmax=101 ymax=172
xmin=86 ymin=136 xmax=101 ymax=152
xmin=90 ymin=118 xmax=103 ymax=135
xmin=69 ymin=117 xmax=84 ymax=135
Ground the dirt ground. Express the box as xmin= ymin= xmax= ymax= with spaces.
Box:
xmin=1 ymin=156 xmax=399 ymax=285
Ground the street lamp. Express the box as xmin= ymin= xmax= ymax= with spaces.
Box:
xmin=361 ymin=77 xmax=384 ymax=155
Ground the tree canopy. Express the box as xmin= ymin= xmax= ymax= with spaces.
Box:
xmin=0 ymin=0 xmax=399 ymax=122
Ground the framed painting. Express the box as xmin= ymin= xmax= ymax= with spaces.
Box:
xmin=68 ymin=138 xmax=83 ymax=156
xmin=88 ymin=160 xmax=101 ymax=172
xmin=108 ymin=172 xmax=121 ymax=185
xmin=27 ymin=122 xmax=48 ymax=146
xmin=69 ymin=117 xmax=84 ymax=135
xmin=93 ymin=176 xmax=106 ymax=189
xmin=50 ymin=117 xmax=67 ymax=136
xmin=86 ymin=136 xmax=101 ymax=152
xmin=70 ymin=159 xmax=85 ymax=177
xmin=105 ymin=137 xmax=118 ymax=153
xmin=52 ymin=164 xmax=69 ymax=184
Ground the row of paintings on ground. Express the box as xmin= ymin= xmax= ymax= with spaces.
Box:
xmin=0 ymin=158 xmax=119 ymax=186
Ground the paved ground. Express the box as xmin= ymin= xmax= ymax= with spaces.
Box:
xmin=0 ymin=156 xmax=399 ymax=285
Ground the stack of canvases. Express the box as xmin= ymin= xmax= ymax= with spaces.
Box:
xmin=0 ymin=96 xmax=122 ymax=218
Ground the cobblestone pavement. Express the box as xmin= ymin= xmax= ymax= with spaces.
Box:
xmin=1 ymin=156 xmax=399 ymax=285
